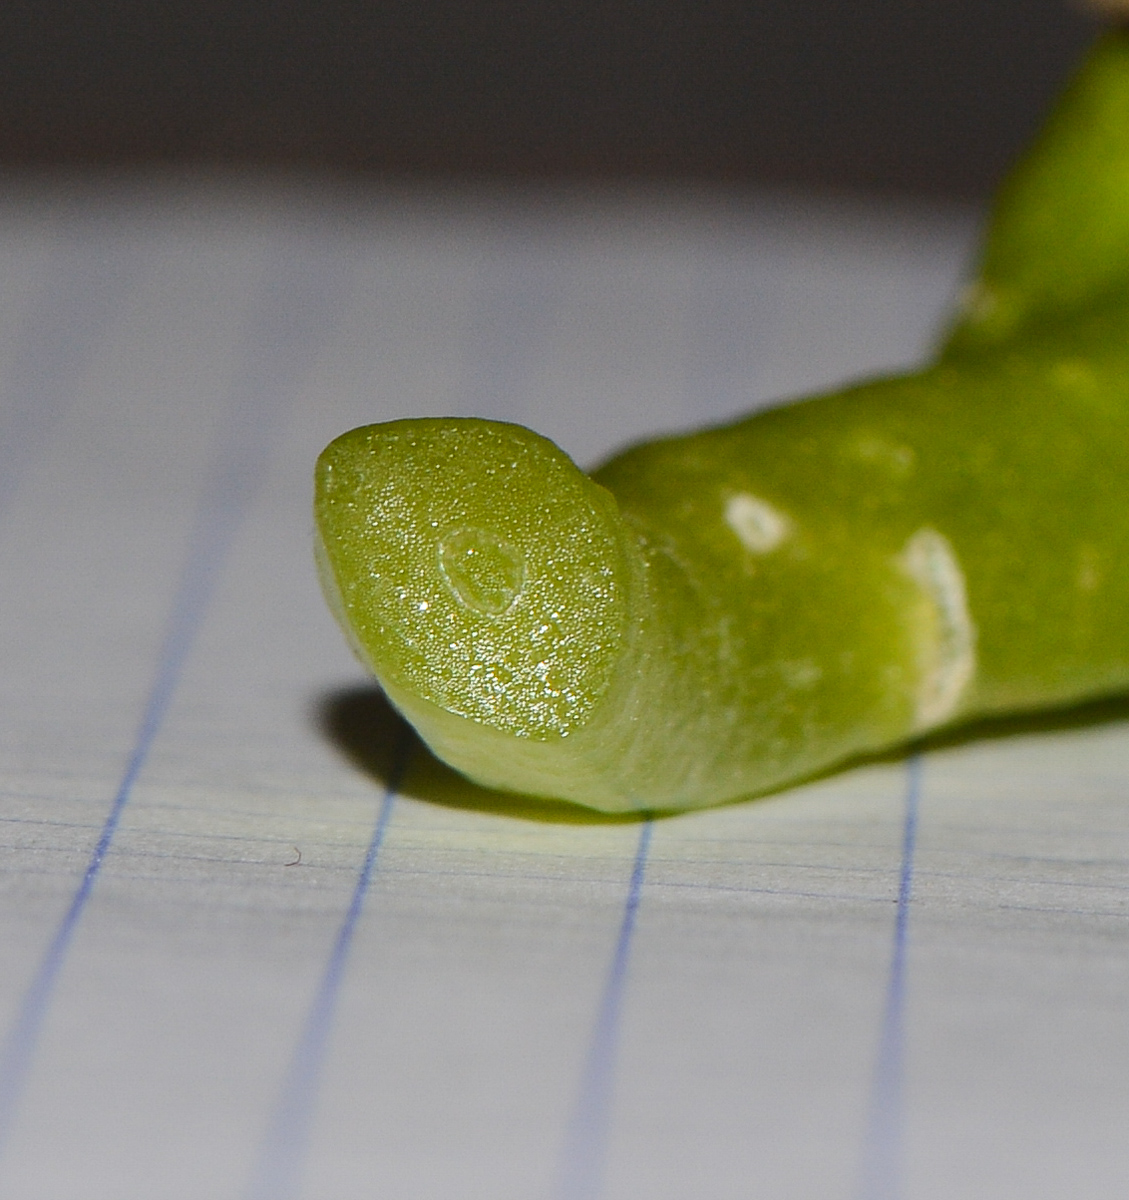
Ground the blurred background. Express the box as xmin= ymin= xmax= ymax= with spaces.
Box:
xmin=0 ymin=0 xmax=1100 ymax=200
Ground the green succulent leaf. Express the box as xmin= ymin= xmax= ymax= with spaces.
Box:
xmin=316 ymin=32 xmax=1129 ymax=813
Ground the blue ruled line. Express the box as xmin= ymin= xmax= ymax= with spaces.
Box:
xmin=0 ymin=241 xmax=354 ymax=1161
xmin=245 ymin=730 xmax=413 ymax=1200
xmin=855 ymin=754 xmax=923 ymax=1200
xmin=555 ymin=818 xmax=653 ymax=1200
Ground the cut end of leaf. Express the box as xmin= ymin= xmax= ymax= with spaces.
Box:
xmin=315 ymin=419 xmax=634 ymax=755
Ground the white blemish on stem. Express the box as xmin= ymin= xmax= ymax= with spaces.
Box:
xmin=900 ymin=527 xmax=976 ymax=729
xmin=851 ymin=433 xmax=915 ymax=477
xmin=958 ymin=281 xmax=999 ymax=323
xmin=1076 ymin=544 xmax=1102 ymax=594
xmin=780 ymin=659 xmax=822 ymax=690
xmin=725 ymin=493 xmax=791 ymax=554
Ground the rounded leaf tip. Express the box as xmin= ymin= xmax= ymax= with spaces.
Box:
xmin=314 ymin=419 xmax=634 ymax=748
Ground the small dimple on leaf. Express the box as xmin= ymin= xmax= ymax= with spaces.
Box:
xmin=438 ymin=527 xmax=526 ymax=616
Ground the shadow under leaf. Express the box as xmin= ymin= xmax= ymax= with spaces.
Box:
xmin=912 ymin=689 xmax=1129 ymax=757
xmin=315 ymin=682 xmax=1129 ymax=825
xmin=315 ymin=684 xmax=644 ymax=825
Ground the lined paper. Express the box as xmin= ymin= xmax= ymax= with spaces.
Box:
xmin=2 ymin=173 xmax=1127 ymax=1200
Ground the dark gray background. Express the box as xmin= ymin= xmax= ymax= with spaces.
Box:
xmin=0 ymin=0 xmax=1100 ymax=198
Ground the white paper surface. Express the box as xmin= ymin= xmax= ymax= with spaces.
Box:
xmin=2 ymin=173 xmax=1127 ymax=1200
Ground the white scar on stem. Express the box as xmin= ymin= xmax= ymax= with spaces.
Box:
xmin=900 ymin=527 xmax=976 ymax=729
xmin=725 ymin=493 xmax=791 ymax=554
